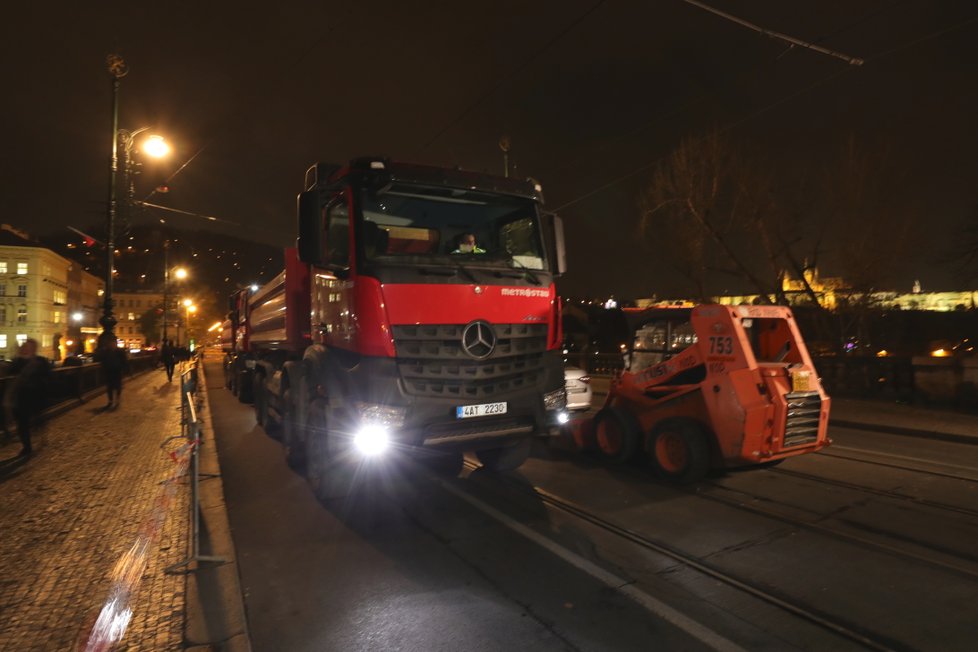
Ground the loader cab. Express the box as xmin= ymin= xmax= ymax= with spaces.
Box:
xmin=622 ymin=307 xmax=696 ymax=373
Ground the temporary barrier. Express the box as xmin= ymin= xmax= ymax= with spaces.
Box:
xmin=165 ymin=359 xmax=226 ymax=574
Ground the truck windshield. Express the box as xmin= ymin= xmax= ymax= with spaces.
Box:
xmin=360 ymin=184 xmax=547 ymax=270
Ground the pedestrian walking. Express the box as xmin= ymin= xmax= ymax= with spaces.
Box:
xmin=8 ymin=338 xmax=51 ymax=456
xmin=161 ymin=340 xmax=177 ymax=383
xmin=95 ymin=335 xmax=129 ymax=409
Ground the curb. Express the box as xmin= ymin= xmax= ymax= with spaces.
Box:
xmin=831 ymin=419 xmax=978 ymax=446
xmin=183 ymin=360 xmax=252 ymax=651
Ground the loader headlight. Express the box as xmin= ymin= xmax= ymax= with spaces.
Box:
xmin=556 ymin=410 xmax=570 ymax=425
xmin=353 ymin=424 xmax=390 ymax=457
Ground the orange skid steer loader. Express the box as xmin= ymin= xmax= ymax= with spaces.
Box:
xmin=570 ymin=304 xmax=831 ymax=483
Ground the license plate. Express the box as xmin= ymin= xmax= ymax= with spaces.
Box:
xmin=456 ymin=402 xmax=507 ymax=419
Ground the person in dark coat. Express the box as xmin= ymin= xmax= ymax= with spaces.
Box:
xmin=8 ymin=338 xmax=51 ymax=456
xmin=161 ymin=340 xmax=177 ymax=382
xmin=95 ymin=334 xmax=129 ymax=409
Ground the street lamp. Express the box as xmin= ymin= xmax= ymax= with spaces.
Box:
xmin=182 ymin=301 xmax=197 ymax=347
xmin=121 ymin=127 xmax=169 ymax=228
xmin=161 ymin=239 xmax=187 ymax=344
xmin=99 ymin=54 xmax=128 ymax=347
xmin=100 ymin=53 xmax=171 ymax=349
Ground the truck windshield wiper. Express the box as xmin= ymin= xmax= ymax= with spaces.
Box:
xmin=508 ymin=257 xmax=542 ymax=285
xmin=453 ymin=261 xmax=480 ymax=284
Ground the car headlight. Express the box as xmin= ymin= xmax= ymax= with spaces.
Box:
xmin=356 ymin=402 xmax=407 ymax=428
xmin=543 ymin=388 xmax=567 ymax=410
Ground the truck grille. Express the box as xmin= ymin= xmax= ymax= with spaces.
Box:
xmin=783 ymin=391 xmax=822 ymax=447
xmin=392 ymin=323 xmax=549 ymax=399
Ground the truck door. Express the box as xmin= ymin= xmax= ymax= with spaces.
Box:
xmin=311 ymin=189 xmax=356 ymax=350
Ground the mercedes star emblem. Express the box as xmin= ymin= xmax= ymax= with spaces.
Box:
xmin=461 ymin=320 xmax=496 ymax=359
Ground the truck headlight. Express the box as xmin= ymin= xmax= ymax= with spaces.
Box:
xmin=353 ymin=424 xmax=390 ymax=456
xmin=543 ymin=388 xmax=567 ymax=411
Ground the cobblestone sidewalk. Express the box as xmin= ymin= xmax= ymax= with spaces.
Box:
xmin=0 ymin=368 xmax=189 ymax=651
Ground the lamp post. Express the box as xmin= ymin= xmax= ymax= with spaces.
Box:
xmin=162 ymin=244 xmax=187 ymax=345
xmin=99 ymin=54 xmax=128 ymax=347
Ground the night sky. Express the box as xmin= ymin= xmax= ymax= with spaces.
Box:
xmin=3 ymin=1 xmax=977 ymax=298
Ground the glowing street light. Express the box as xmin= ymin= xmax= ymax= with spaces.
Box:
xmin=141 ymin=134 xmax=170 ymax=158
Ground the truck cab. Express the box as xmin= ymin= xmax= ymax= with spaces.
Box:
xmin=289 ymin=158 xmax=568 ymax=494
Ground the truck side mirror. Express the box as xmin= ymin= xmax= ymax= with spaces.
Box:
xmin=297 ymin=190 xmax=322 ymax=264
xmin=553 ymin=214 xmax=567 ymax=276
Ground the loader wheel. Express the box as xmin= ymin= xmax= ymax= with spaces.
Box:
xmin=593 ymin=407 xmax=640 ymax=463
xmin=476 ymin=439 xmax=532 ymax=472
xmin=649 ymin=421 xmax=710 ymax=484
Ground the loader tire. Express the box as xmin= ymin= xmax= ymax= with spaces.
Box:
xmin=648 ymin=420 xmax=710 ymax=484
xmin=593 ymin=407 xmax=640 ymax=463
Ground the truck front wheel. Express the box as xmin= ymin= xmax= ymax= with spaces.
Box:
xmin=476 ymin=439 xmax=531 ymax=472
xmin=305 ymin=398 xmax=355 ymax=500
xmin=648 ymin=421 xmax=710 ymax=484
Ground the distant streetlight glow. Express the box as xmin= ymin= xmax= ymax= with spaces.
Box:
xmin=183 ymin=298 xmax=193 ymax=307
xmin=250 ymin=284 xmax=259 ymax=292
xmin=174 ymin=267 xmax=188 ymax=280
xmin=72 ymin=312 xmax=84 ymax=322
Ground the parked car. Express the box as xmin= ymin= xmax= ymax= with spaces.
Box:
xmin=564 ymin=366 xmax=593 ymax=411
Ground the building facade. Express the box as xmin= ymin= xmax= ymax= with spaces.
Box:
xmin=113 ymin=290 xmax=163 ymax=349
xmin=0 ymin=225 xmax=76 ymax=360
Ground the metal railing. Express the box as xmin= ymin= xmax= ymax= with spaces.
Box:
xmin=165 ymin=358 xmax=226 ymax=573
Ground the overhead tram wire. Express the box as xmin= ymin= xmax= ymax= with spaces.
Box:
xmin=552 ymin=10 xmax=978 ymax=214
xmin=418 ymin=0 xmax=608 ymax=154
xmin=549 ymin=0 xmax=907 ymax=178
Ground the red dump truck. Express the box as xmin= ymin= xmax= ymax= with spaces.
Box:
xmin=234 ymin=157 xmax=569 ymax=498
xmin=571 ymin=304 xmax=831 ymax=483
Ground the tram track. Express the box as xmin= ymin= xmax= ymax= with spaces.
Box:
xmin=817 ymin=446 xmax=978 ymax=484
xmin=768 ymin=466 xmax=978 ymax=519
xmin=453 ymin=460 xmax=907 ymax=652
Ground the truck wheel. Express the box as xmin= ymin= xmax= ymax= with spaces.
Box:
xmin=648 ymin=421 xmax=710 ymax=484
xmin=253 ymin=375 xmax=265 ymax=426
xmin=476 ymin=439 xmax=531 ymax=472
xmin=305 ymin=398 xmax=355 ymax=500
xmin=593 ymin=407 xmax=640 ymax=463
xmin=237 ymin=370 xmax=253 ymax=404
xmin=282 ymin=389 xmax=305 ymax=469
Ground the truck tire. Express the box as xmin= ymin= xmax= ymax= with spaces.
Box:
xmin=282 ymin=389 xmax=305 ymax=468
xmin=476 ymin=439 xmax=531 ymax=472
xmin=237 ymin=369 xmax=253 ymax=404
xmin=305 ymin=398 xmax=355 ymax=500
xmin=648 ymin=420 xmax=710 ymax=484
xmin=253 ymin=374 xmax=265 ymax=426
xmin=593 ymin=407 xmax=640 ymax=463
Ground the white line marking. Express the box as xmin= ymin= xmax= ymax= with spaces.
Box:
xmin=439 ymin=481 xmax=747 ymax=652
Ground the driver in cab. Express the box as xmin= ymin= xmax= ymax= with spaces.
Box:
xmin=452 ymin=233 xmax=486 ymax=254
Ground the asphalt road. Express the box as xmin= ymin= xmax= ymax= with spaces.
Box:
xmin=204 ymin=360 xmax=978 ymax=651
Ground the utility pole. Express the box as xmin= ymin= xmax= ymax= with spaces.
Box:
xmin=499 ymin=135 xmax=511 ymax=178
